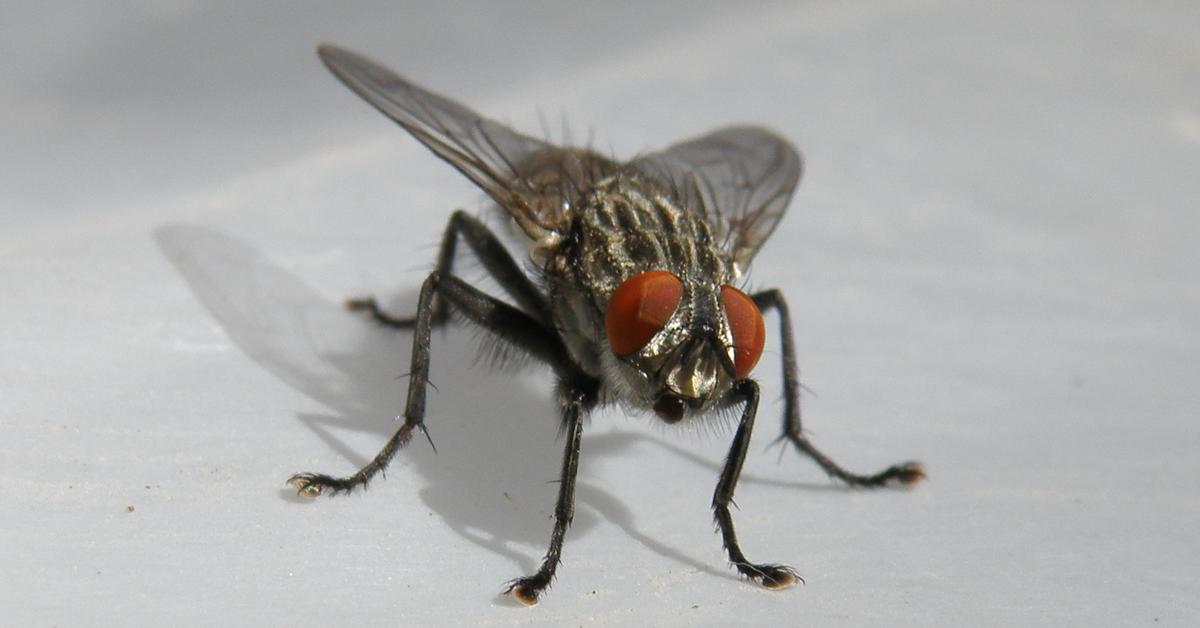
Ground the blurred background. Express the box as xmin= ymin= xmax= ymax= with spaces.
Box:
xmin=2 ymin=1 xmax=1197 ymax=625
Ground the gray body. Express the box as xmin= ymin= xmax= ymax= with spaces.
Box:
xmin=541 ymin=173 xmax=741 ymax=419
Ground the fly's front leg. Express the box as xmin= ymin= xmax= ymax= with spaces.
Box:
xmin=504 ymin=384 xmax=590 ymax=607
xmin=347 ymin=210 xmax=551 ymax=328
xmin=713 ymin=379 xmax=799 ymax=589
xmin=289 ymin=270 xmax=568 ymax=497
xmin=752 ymin=289 xmax=924 ymax=487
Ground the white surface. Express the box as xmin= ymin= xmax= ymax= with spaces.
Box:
xmin=3 ymin=1 xmax=1198 ymax=625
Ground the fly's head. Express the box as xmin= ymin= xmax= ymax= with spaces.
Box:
xmin=601 ymin=270 xmax=765 ymax=424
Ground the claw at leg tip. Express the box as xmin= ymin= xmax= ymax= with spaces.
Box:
xmin=287 ymin=476 xmax=322 ymax=498
xmin=506 ymin=583 xmax=539 ymax=607
xmin=761 ymin=568 xmax=799 ymax=590
xmin=898 ymin=462 xmax=926 ymax=486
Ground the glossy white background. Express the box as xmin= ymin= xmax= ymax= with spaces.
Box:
xmin=3 ymin=1 xmax=1198 ymax=625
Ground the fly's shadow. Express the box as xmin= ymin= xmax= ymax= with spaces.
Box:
xmin=154 ymin=224 xmax=734 ymax=580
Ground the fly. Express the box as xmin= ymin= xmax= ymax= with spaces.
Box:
xmin=288 ymin=44 xmax=925 ymax=606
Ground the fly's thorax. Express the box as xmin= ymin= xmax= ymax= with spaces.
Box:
xmin=572 ymin=174 xmax=732 ymax=298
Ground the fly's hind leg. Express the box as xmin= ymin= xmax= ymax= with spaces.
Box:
xmin=289 ymin=270 xmax=568 ymax=497
xmin=752 ymin=289 xmax=924 ymax=487
xmin=347 ymin=209 xmax=551 ymax=329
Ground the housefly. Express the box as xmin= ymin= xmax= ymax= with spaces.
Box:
xmin=289 ymin=44 xmax=925 ymax=606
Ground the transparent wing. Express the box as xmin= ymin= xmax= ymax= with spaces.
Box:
xmin=318 ymin=44 xmax=605 ymax=241
xmin=631 ymin=126 xmax=803 ymax=274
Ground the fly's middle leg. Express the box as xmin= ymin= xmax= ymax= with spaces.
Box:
xmin=289 ymin=270 xmax=568 ymax=497
xmin=752 ymin=289 xmax=925 ymax=487
xmin=347 ymin=210 xmax=551 ymax=328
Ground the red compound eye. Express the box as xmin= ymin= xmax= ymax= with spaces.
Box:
xmin=606 ymin=271 xmax=683 ymax=356
xmin=720 ymin=285 xmax=765 ymax=379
